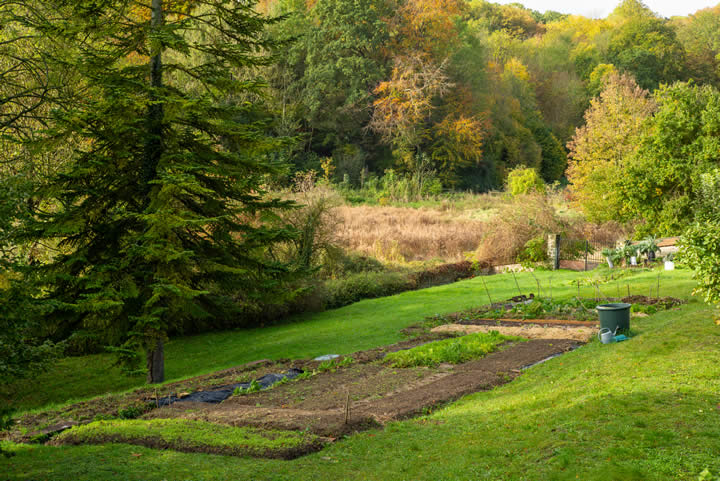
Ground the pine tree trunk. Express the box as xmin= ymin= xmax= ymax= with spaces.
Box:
xmin=143 ymin=0 xmax=164 ymax=191
xmin=146 ymin=339 xmax=165 ymax=384
xmin=144 ymin=0 xmax=165 ymax=386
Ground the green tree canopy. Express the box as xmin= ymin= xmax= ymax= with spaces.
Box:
xmin=0 ymin=0 xmax=300 ymax=383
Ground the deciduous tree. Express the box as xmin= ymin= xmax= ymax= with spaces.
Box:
xmin=566 ymin=72 xmax=656 ymax=221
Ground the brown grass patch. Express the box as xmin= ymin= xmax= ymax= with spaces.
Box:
xmin=336 ymin=205 xmax=485 ymax=262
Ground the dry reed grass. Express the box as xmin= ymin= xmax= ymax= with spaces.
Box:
xmin=335 ymin=205 xmax=485 ymax=262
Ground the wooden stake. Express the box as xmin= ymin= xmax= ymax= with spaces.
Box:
xmin=596 ymin=283 xmax=611 ymax=304
xmin=530 ymin=271 xmax=541 ymax=298
xmin=549 ymin=276 xmax=553 ymax=301
xmin=511 ymin=271 xmax=523 ymax=297
xmin=481 ymin=276 xmax=494 ymax=306
xmin=344 ymin=389 xmax=351 ymax=425
xmin=627 ymin=284 xmax=630 ymax=297
xmin=657 ymin=274 xmax=661 ymax=298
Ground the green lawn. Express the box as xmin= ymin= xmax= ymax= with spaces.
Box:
xmin=5 ymin=267 xmax=720 ymax=480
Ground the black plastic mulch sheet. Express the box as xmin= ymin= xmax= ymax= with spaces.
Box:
xmin=157 ymin=368 xmax=304 ymax=406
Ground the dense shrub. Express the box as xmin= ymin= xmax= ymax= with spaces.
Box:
xmin=506 ymin=166 xmax=546 ymax=196
xmin=409 ymin=261 xmax=475 ymax=288
xmin=516 ymin=236 xmax=549 ymax=265
xmin=323 ymin=271 xmax=412 ymax=309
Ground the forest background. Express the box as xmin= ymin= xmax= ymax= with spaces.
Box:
xmin=2 ymin=0 xmax=720 ymax=385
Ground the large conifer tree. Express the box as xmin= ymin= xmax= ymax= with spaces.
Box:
xmin=1 ymin=0 xmax=296 ymax=383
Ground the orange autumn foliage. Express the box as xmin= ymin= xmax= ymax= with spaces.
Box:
xmin=392 ymin=0 xmax=464 ymax=57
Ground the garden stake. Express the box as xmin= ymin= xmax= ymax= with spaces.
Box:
xmin=596 ymin=283 xmax=612 ymax=304
xmin=549 ymin=276 xmax=553 ymax=301
xmin=627 ymin=284 xmax=630 ymax=297
xmin=481 ymin=277 xmax=494 ymax=306
xmin=577 ymin=280 xmax=580 ymax=298
xmin=511 ymin=271 xmax=523 ymax=297
xmin=344 ymin=389 xmax=351 ymax=425
xmin=657 ymin=274 xmax=661 ymax=298
xmin=530 ymin=271 xmax=541 ymax=298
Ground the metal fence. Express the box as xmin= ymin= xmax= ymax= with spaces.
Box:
xmin=552 ymin=235 xmax=615 ymax=271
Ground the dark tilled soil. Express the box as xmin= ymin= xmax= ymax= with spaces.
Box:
xmin=145 ymin=339 xmax=579 ymax=437
xmin=619 ymin=295 xmax=685 ymax=307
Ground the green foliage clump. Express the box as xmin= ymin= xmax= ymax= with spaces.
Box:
xmin=116 ymin=404 xmax=149 ymax=420
xmin=317 ymin=356 xmax=353 ymax=373
xmin=516 ymin=236 xmax=549 ymax=266
xmin=0 ymin=282 xmax=61 ymax=384
xmin=678 ymin=223 xmax=720 ymax=306
xmin=506 ymin=166 xmax=546 ymax=196
xmin=53 ymin=419 xmax=318 ymax=457
xmin=385 ymin=331 xmax=524 ymax=368
xmin=234 ymin=380 xmax=262 ymax=396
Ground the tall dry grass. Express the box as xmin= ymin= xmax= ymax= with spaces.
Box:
xmin=335 ymin=205 xmax=485 ymax=262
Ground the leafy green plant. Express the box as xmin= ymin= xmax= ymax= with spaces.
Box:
xmin=698 ymin=468 xmax=720 ymax=481
xmin=601 ymin=247 xmax=623 ymax=267
xmin=385 ymin=331 xmax=524 ymax=368
xmin=621 ymin=242 xmax=639 ymax=264
xmin=516 ymin=236 xmax=548 ymax=266
xmin=233 ymin=380 xmax=262 ymax=396
xmin=117 ymin=404 xmax=148 ymax=420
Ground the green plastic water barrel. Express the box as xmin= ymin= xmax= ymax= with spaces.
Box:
xmin=596 ymin=303 xmax=631 ymax=333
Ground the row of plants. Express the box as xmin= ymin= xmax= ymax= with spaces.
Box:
xmin=384 ymin=331 xmax=524 ymax=368
xmin=601 ymin=237 xmax=667 ymax=268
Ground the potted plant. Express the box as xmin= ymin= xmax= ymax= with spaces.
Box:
xmin=640 ymin=236 xmax=660 ymax=262
xmin=602 ymin=247 xmax=623 ymax=268
xmin=664 ymin=252 xmax=675 ymax=271
xmin=622 ymin=242 xmax=639 ymax=266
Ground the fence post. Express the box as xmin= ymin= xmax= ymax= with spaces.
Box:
xmin=554 ymin=234 xmax=561 ymax=270
xmin=584 ymin=240 xmax=589 ymax=272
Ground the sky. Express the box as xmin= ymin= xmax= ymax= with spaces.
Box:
xmin=493 ymin=0 xmax=719 ymax=19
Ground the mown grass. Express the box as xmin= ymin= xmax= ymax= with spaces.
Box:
xmin=385 ymin=331 xmax=524 ymax=367
xmin=3 ymin=278 xmax=719 ymax=480
xmin=1 ymin=266 xmax=696 ymax=414
xmin=52 ymin=419 xmax=321 ymax=459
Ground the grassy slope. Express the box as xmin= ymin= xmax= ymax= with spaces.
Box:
xmin=5 ymin=268 xmax=720 ymax=480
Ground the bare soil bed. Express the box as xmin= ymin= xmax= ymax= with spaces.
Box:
xmin=142 ymin=338 xmax=580 ymax=438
